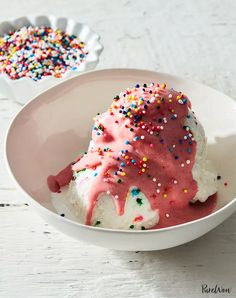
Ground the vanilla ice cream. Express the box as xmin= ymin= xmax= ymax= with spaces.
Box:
xmin=49 ymin=83 xmax=217 ymax=230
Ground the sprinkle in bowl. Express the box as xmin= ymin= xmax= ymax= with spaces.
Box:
xmin=0 ymin=15 xmax=103 ymax=104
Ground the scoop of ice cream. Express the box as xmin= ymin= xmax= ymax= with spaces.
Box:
xmin=185 ymin=110 xmax=217 ymax=202
xmin=58 ymin=169 xmax=159 ymax=230
xmin=49 ymin=82 xmax=217 ymax=230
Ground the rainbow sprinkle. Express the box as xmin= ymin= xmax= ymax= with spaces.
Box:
xmin=0 ymin=26 xmax=88 ymax=81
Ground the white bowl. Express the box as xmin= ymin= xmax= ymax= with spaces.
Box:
xmin=0 ymin=15 xmax=103 ymax=104
xmin=5 ymin=69 xmax=236 ymax=251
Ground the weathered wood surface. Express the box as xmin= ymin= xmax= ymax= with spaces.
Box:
xmin=0 ymin=1 xmax=235 ymax=297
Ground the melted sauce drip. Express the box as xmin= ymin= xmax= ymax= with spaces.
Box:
xmin=47 ymin=163 xmax=74 ymax=193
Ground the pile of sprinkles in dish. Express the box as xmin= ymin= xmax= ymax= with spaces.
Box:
xmin=0 ymin=26 xmax=88 ymax=81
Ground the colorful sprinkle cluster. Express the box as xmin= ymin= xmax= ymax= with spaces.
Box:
xmin=92 ymin=83 xmax=194 ymax=186
xmin=0 ymin=26 xmax=88 ymax=81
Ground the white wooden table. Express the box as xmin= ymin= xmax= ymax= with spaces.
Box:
xmin=1 ymin=1 xmax=235 ymax=297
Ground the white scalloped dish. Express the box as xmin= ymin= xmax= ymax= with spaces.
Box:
xmin=0 ymin=15 xmax=103 ymax=104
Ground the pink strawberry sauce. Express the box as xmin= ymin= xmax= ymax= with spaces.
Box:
xmin=47 ymin=163 xmax=74 ymax=193
xmin=48 ymin=83 xmax=217 ymax=229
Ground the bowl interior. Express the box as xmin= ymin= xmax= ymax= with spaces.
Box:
xmin=6 ymin=69 xmax=236 ymax=217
